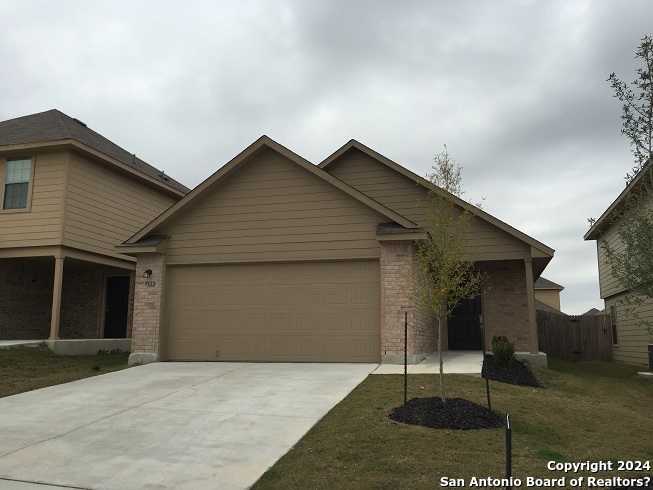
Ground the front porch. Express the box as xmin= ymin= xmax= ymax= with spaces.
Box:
xmin=0 ymin=252 xmax=135 ymax=345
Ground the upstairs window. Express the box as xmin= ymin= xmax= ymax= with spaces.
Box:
xmin=3 ymin=158 xmax=32 ymax=210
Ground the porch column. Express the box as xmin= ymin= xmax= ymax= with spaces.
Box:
xmin=524 ymin=258 xmax=538 ymax=353
xmin=49 ymin=255 xmax=65 ymax=340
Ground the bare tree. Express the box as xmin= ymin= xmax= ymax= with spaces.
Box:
xmin=413 ymin=146 xmax=485 ymax=402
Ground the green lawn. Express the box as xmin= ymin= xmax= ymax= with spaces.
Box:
xmin=253 ymin=359 xmax=653 ymax=489
xmin=0 ymin=344 xmax=131 ymax=398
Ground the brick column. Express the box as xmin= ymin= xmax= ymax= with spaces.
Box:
xmin=129 ymin=253 xmax=166 ymax=364
xmin=379 ymin=240 xmax=434 ymax=364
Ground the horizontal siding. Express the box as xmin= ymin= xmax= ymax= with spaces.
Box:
xmin=606 ymin=294 xmax=652 ymax=366
xmin=326 ymin=150 xmax=529 ymax=257
xmin=163 ymin=148 xmax=386 ymax=263
xmin=534 ymin=290 xmax=561 ymax=310
xmin=64 ymin=154 xmax=178 ymax=257
xmin=597 ymin=223 xmax=627 ymax=298
xmin=0 ymin=151 xmax=66 ymax=248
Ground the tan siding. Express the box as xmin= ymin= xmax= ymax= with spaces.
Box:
xmin=598 ymin=216 xmax=631 ymax=299
xmin=534 ymin=289 xmax=561 ymax=310
xmin=0 ymin=151 xmax=66 ymax=248
xmin=162 ymin=149 xmax=385 ymax=263
xmin=606 ymin=294 xmax=652 ymax=366
xmin=63 ymin=154 xmax=177 ymax=258
xmin=326 ymin=150 xmax=529 ymax=259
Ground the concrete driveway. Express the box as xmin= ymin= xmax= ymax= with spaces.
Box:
xmin=0 ymin=362 xmax=376 ymax=490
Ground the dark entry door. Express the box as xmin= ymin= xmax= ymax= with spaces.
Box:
xmin=104 ymin=276 xmax=130 ymax=338
xmin=448 ymin=296 xmax=482 ymax=350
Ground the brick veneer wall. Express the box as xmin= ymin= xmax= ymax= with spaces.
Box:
xmin=478 ymin=259 xmax=532 ymax=352
xmin=131 ymin=253 xmax=166 ymax=358
xmin=60 ymin=261 xmax=134 ymax=339
xmin=380 ymin=241 xmax=435 ymax=361
xmin=0 ymin=257 xmax=133 ymax=340
xmin=0 ymin=258 xmax=53 ymax=339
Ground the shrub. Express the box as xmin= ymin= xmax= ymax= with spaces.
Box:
xmin=492 ymin=335 xmax=515 ymax=369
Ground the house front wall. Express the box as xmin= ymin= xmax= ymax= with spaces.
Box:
xmin=0 ymin=150 xmax=67 ymax=249
xmin=63 ymin=151 xmax=179 ymax=261
xmin=0 ymin=257 xmax=134 ymax=340
xmin=324 ymin=148 xmax=531 ymax=261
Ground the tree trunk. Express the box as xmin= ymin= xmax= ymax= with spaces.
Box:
xmin=438 ymin=316 xmax=446 ymax=402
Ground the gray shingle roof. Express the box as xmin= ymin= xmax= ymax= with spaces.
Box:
xmin=534 ymin=277 xmax=564 ymax=290
xmin=0 ymin=109 xmax=189 ymax=193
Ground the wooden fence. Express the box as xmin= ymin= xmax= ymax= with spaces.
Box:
xmin=536 ymin=310 xmax=613 ymax=362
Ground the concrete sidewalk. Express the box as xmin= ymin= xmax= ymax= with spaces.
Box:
xmin=372 ymin=351 xmax=483 ymax=374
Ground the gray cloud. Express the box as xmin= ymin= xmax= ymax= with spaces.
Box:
xmin=2 ymin=0 xmax=653 ymax=313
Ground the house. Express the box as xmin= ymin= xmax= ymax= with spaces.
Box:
xmin=0 ymin=110 xmax=188 ymax=352
xmin=118 ymin=137 xmax=554 ymax=365
xmin=585 ymin=169 xmax=653 ymax=366
xmin=534 ymin=277 xmax=564 ymax=311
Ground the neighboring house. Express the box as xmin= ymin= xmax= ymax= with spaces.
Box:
xmin=0 ymin=110 xmax=188 ymax=345
xmin=585 ymin=172 xmax=653 ymax=366
xmin=534 ymin=277 xmax=564 ymax=311
xmin=118 ymin=137 xmax=555 ymax=365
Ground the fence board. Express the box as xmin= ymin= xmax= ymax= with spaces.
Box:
xmin=536 ymin=310 xmax=613 ymax=362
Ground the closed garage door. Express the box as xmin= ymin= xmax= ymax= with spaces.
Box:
xmin=165 ymin=261 xmax=380 ymax=362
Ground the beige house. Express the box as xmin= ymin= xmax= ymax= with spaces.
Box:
xmin=0 ymin=110 xmax=188 ymax=351
xmin=585 ymin=170 xmax=653 ymax=366
xmin=119 ymin=137 xmax=554 ymax=365
xmin=534 ymin=277 xmax=564 ymax=311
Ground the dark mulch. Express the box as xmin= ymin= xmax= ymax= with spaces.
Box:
xmin=482 ymin=355 xmax=542 ymax=388
xmin=388 ymin=397 xmax=504 ymax=430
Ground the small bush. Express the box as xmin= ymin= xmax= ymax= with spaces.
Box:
xmin=492 ymin=335 xmax=515 ymax=369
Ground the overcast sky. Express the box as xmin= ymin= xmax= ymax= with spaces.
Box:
xmin=1 ymin=0 xmax=651 ymax=314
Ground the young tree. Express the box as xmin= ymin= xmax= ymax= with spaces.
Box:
xmin=413 ymin=146 xmax=485 ymax=402
xmin=601 ymin=36 xmax=653 ymax=331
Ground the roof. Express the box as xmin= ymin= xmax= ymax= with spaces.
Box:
xmin=121 ymin=135 xmax=419 ymax=246
xmin=584 ymin=161 xmax=651 ymax=241
xmin=0 ymin=109 xmax=189 ymax=194
xmin=319 ymin=139 xmax=555 ymax=277
xmin=582 ymin=307 xmax=604 ymax=315
xmin=534 ymin=277 xmax=564 ymax=290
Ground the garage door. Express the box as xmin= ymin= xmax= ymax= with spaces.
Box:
xmin=165 ymin=261 xmax=380 ymax=362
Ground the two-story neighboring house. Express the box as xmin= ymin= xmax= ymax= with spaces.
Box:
xmin=0 ymin=110 xmax=188 ymax=351
xmin=585 ymin=170 xmax=652 ymax=366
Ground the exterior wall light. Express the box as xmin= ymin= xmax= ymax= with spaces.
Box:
xmin=143 ymin=269 xmax=153 ymax=278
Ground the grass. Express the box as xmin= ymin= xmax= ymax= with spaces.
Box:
xmin=253 ymin=359 xmax=653 ymax=489
xmin=0 ymin=344 xmax=131 ymax=398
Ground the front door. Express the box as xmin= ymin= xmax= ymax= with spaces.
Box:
xmin=104 ymin=276 xmax=130 ymax=338
xmin=448 ymin=296 xmax=482 ymax=350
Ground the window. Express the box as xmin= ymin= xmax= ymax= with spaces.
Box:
xmin=3 ymin=158 xmax=31 ymax=210
xmin=610 ymin=305 xmax=618 ymax=345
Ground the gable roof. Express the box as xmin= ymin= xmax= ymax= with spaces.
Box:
xmin=319 ymin=139 xmax=555 ymax=259
xmin=534 ymin=277 xmax=564 ymax=290
xmin=121 ymin=135 xmax=419 ymax=245
xmin=0 ymin=109 xmax=189 ymax=194
xmin=584 ymin=162 xmax=651 ymax=241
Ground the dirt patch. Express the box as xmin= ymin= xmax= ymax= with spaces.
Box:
xmin=388 ymin=397 xmax=504 ymax=430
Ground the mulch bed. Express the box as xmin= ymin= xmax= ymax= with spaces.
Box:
xmin=482 ymin=355 xmax=542 ymax=388
xmin=388 ymin=397 xmax=504 ymax=430
xmin=388 ymin=355 xmax=544 ymax=430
